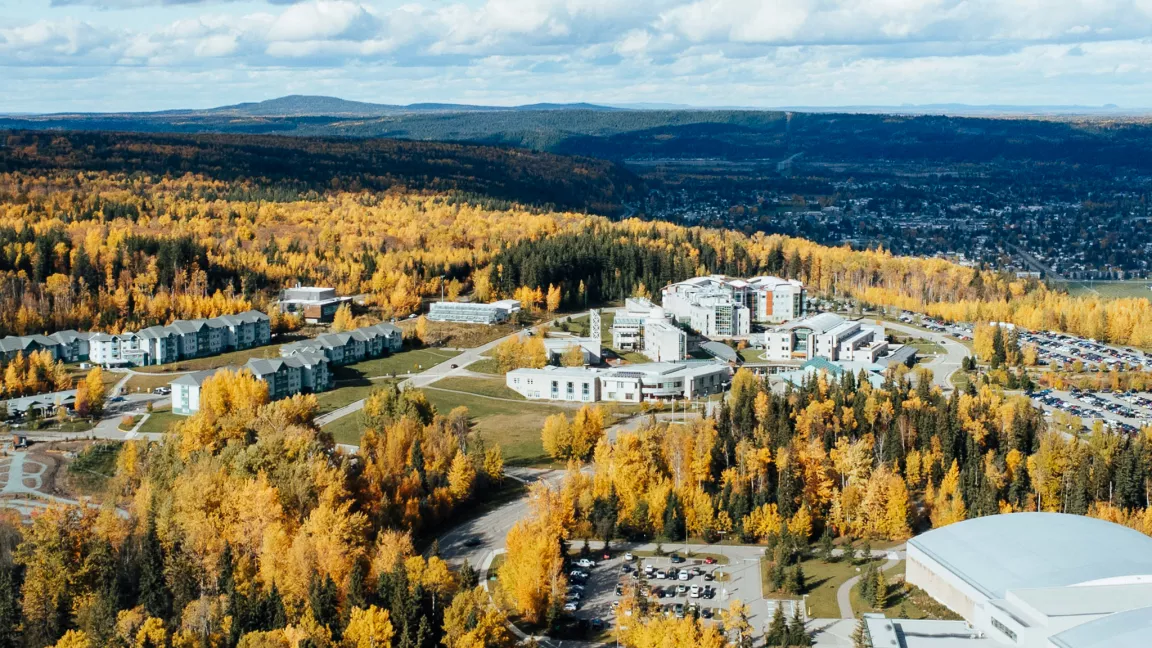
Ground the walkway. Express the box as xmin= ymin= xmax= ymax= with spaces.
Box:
xmin=836 ymin=549 xmax=904 ymax=619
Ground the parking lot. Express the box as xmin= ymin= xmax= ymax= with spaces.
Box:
xmin=563 ymin=545 xmax=773 ymax=634
xmin=1020 ymin=330 xmax=1150 ymax=371
xmin=1030 ymin=388 xmax=1151 ymax=434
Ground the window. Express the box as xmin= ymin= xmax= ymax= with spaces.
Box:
xmin=990 ymin=618 xmax=1017 ymax=642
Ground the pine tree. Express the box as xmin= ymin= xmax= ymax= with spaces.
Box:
xmin=308 ymin=574 xmax=340 ymax=634
xmin=138 ymin=521 xmax=171 ymax=621
xmin=0 ymin=566 xmax=19 ymax=648
xmin=851 ymin=617 xmax=872 ymax=648
xmin=788 ymin=604 xmax=811 ymax=646
xmin=874 ymin=568 xmax=889 ymax=610
xmin=817 ymin=527 xmax=835 ymax=562
xmin=766 ymin=605 xmax=788 ymax=646
xmin=793 ymin=563 xmax=807 ymax=595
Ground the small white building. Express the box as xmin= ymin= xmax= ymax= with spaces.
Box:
xmin=505 ymin=366 xmax=600 ymax=402
xmin=428 ymin=300 xmax=520 ymax=325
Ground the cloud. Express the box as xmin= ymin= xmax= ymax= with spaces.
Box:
xmin=7 ymin=0 xmax=1152 ymax=111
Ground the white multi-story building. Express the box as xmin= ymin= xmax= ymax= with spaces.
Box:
xmin=610 ymin=298 xmax=688 ymax=362
xmin=764 ymin=313 xmax=885 ymax=362
xmin=660 ymin=275 xmax=805 ymax=337
xmin=428 ymin=299 xmax=521 ymax=325
xmin=505 ymin=361 xmax=730 ymax=403
xmin=88 ymin=310 xmax=271 ymax=367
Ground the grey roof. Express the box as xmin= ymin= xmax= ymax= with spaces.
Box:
xmin=245 ymin=358 xmax=284 ymax=376
xmin=88 ymin=332 xmax=115 ymax=342
xmin=783 ymin=312 xmax=846 ymax=334
xmin=136 ymin=325 xmax=174 ymax=340
xmin=908 ymin=513 xmax=1152 ymax=600
xmin=1049 ymin=605 xmax=1152 ymax=648
xmin=49 ymin=330 xmax=88 ymax=343
xmin=700 ymin=341 xmax=739 ymax=362
xmin=169 ymin=370 xmax=219 ymax=387
xmin=1 ymin=389 xmax=78 ymax=413
xmin=170 ymin=320 xmax=205 ymax=334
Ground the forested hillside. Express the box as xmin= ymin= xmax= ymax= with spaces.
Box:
xmin=8 ymin=109 xmax=1152 ymax=169
xmin=0 ymin=131 xmax=641 ymax=214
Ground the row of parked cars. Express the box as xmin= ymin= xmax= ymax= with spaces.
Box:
xmin=1030 ymin=389 xmax=1146 ymax=434
xmin=1021 ymin=330 xmax=1150 ymax=372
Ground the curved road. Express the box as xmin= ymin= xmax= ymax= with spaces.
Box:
xmin=882 ymin=320 xmax=969 ymax=390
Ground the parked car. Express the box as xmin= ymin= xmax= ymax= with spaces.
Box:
xmin=564 ymin=602 xmax=578 ymax=612
xmin=624 ymin=552 xmax=635 ymax=561
xmin=703 ymin=557 xmax=716 ymax=564
xmin=655 ymin=570 xmax=667 ymax=580
xmin=690 ymin=585 xmax=701 ymax=598
xmin=576 ymin=558 xmax=597 ymax=568
xmin=678 ymin=571 xmax=690 ymax=581
xmin=670 ymin=554 xmax=685 ymax=564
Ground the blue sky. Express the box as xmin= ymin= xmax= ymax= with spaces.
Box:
xmin=3 ymin=0 xmax=1152 ymax=112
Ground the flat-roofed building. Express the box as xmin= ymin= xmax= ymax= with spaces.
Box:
xmin=278 ymin=285 xmax=350 ymax=323
xmin=904 ymin=512 xmax=1152 ymax=648
xmin=506 ymin=360 xmax=729 ymax=403
xmin=428 ymin=300 xmax=520 ymax=325
xmin=505 ymin=366 xmax=600 ymax=402
xmin=660 ymin=275 xmax=805 ymax=335
xmin=764 ymin=313 xmax=885 ymax=362
xmin=542 ymin=336 xmax=602 ymax=365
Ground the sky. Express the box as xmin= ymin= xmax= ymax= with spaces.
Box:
xmin=4 ymin=0 xmax=1152 ymax=113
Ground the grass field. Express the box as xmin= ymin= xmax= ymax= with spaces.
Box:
xmin=139 ymin=408 xmax=182 ymax=434
xmin=466 ymin=357 xmax=502 ymax=375
xmin=66 ymin=442 xmax=120 ymax=496
xmin=761 ymin=556 xmax=879 ymax=618
xmin=316 ymin=380 xmax=397 ymax=415
xmin=336 ymin=348 xmax=461 ymax=379
xmin=397 ymin=319 xmax=520 ymax=348
xmin=429 ymin=376 xmax=525 ymax=400
xmin=849 ymin=561 xmax=961 ymax=620
xmin=124 ymin=373 xmax=179 ymax=393
xmin=422 ymin=389 xmax=569 ymax=465
xmin=1063 ymin=280 xmax=1152 ymax=300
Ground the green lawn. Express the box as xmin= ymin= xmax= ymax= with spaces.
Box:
xmin=66 ymin=442 xmax=121 ymax=496
xmin=324 ymin=387 xmax=564 ymax=461
xmin=429 ymin=376 xmax=525 ymax=400
xmin=761 ymin=556 xmax=879 ymax=618
xmin=466 ymin=357 xmax=503 ymax=375
xmin=315 ymin=380 xmax=397 ymax=415
xmin=422 ymin=389 xmax=568 ymax=465
xmin=337 ymin=348 xmax=461 ymax=379
xmin=1063 ymin=280 xmax=1152 ymax=300
xmin=849 ymin=560 xmax=961 ymax=620
xmin=125 ymin=373 xmax=179 ymax=394
xmin=139 ymin=409 xmax=183 ymax=434
xmin=738 ymin=348 xmax=770 ymax=363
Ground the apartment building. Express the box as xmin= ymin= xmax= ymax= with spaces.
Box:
xmin=86 ymin=310 xmax=271 ymax=367
xmin=171 ymin=351 xmax=332 ymax=415
xmin=280 ymin=322 xmax=403 ymax=366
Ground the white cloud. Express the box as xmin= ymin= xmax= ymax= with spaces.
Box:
xmin=6 ymin=0 xmax=1152 ymax=111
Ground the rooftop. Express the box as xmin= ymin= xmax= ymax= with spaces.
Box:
xmin=909 ymin=513 xmax=1152 ymax=600
xmin=1048 ymin=605 xmax=1152 ymax=648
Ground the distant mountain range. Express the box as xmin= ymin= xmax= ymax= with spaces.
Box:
xmin=6 ymin=95 xmax=1152 ymax=171
xmin=37 ymin=95 xmax=625 ymax=118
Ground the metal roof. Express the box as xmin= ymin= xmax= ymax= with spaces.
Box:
xmin=909 ymin=513 xmax=1152 ymax=600
xmin=1048 ymin=605 xmax=1152 ymax=648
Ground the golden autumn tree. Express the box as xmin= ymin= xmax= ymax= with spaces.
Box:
xmin=343 ymin=606 xmax=393 ymax=648
xmin=498 ymin=483 xmax=573 ymax=623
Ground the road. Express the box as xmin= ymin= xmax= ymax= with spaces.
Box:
xmin=881 ymin=320 xmax=969 ymax=390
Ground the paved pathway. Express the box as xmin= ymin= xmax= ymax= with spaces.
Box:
xmin=881 ymin=320 xmax=969 ymax=390
xmin=836 ymin=549 xmax=904 ymax=619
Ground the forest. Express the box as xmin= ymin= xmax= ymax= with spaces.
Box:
xmin=496 ymin=366 xmax=1152 ymax=638
xmin=10 ymin=110 xmax=1152 ymax=170
xmin=0 ymin=374 xmax=515 ymax=648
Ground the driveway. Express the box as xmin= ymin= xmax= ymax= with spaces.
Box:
xmin=882 ymin=320 xmax=969 ymax=390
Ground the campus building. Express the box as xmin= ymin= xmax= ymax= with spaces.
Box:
xmin=899 ymin=512 xmax=1152 ymax=648
xmin=505 ymin=360 xmax=730 ymax=403
xmin=427 ymin=299 xmax=521 ymax=325
xmin=280 ymin=322 xmax=403 ymax=366
xmin=763 ymin=313 xmax=886 ymax=362
xmin=659 ymin=275 xmax=806 ymax=337
xmin=277 ymin=285 xmax=351 ymax=324
xmin=542 ymin=336 xmax=603 ymax=365
xmin=610 ymin=299 xmax=689 ymax=362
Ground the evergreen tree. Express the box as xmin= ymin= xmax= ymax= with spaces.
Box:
xmin=0 ymin=566 xmax=19 ymax=648
xmin=787 ymin=604 xmax=811 ymax=647
xmin=874 ymin=568 xmax=889 ymax=610
xmin=138 ymin=520 xmax=171 ymax=621
xmin=851 ymin=617 xmax=872 ymax=648
xmin=817 ymin=527 xmax=835 ymax=562
xmin=765 ymin=605 xmax=788 ymax=646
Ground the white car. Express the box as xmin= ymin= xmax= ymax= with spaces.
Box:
xmin=569 ymin=583 xmax=586 ymax=591
xmin=567 ymin=592 xmax=582 ymax=601
xmin=678 ymin=571 xmax=690 ymax=581
xmin=564 ymin=602 xmax=578 ymax=612
xmin=624 ymin=552 xmax=635 ymax=561
xmin=569 ymin=569 xmax=588 ymax=579
xmin=576 ymin=558 xmax=597 ymax=568
xmin=689 ymin=585 xmax=701 ymax=598
xmin=655 ymin=570 xmax=667 ymax=579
